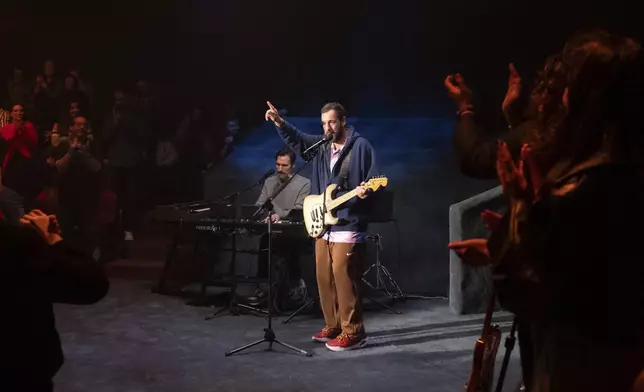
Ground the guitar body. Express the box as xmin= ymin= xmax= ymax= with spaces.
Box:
xmin=465 ymin=291 xmax=502 ymax=392
xmin=302 ymin=177 xmax=388 ymax=238
xmin=465 ymin=326 xmax=502 ymax=392
xmin=303 ymin=184 xmax=339 ymax=238
xmin=466 ymin=339 xmax=486 ymax=392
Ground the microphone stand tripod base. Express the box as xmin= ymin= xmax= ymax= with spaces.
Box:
xmin=224 ymin=221 xmax=312 ymax=357
xmin=225 ymin=328 xmax=313 ymax=357
xmin=204 ymin=301 xmax=267 ymax=321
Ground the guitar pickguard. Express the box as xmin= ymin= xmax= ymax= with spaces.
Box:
xmin=306 ymin=201 xmax=326 ymax=237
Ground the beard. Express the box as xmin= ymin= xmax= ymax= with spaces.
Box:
xmin=278 ymin=172 xmax=289 ymax=182
xmin=328 ymin=128 xmax=344 ymax=142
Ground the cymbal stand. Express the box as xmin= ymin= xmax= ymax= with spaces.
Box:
xmin=361 ymin=233 xmax=435 ymax=312
xmin=361 ymin=234 xmax=402 ymax=314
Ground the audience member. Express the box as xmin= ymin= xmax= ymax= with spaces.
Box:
xmin=102 ymin=88 xmax=147 ymax=241
xmin=52 ymin=124 xmax=102 ymax=257
xmin=49 ymin=101 xmax=84 ymax=147
xmin=34 ymin=60 xmax=63 ymax=136
xmin=0 ymin=210 xmax=109 ymax=392
xmin=7 ymin=67 xmax=32 ymax=111
xmin=1 ymin=104 xmax=46 ymax=207
xmin=59 ymin=74 xmax=90 ymax=121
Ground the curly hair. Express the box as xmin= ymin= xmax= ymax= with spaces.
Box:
xmin=533 ymin=30 xmax=643 ymax=174
xmin=533 ymin=54 xmax=567 ymax=134
xmin=560 ymin=32 xmax=641 ymax=165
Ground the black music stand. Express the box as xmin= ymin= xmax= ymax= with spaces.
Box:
xmin=225 ymin=152 xmax=315 ymax=357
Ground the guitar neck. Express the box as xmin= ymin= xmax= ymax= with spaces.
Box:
xmin=481 ymin=291 xmax=497 ymax=337
xmin=326 ymin=189 xmax=360 ymax=211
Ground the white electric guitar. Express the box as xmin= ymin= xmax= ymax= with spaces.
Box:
xmin=303 ymin=176 xmax=389 ymax=238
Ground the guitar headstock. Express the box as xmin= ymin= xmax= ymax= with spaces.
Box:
xmin=363 ymin=176 xmax=388 ymax=192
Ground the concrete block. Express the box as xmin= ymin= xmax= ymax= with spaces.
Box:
xmin=449 ymin=186 xmax=506 ymax=315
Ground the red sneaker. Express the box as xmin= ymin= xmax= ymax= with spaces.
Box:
xmin=325 ymin=332 xmax=368 ymax=352
xmin=312 ymin=327 xmax=341 ymax=343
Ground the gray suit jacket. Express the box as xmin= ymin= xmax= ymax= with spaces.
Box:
xmin=256 ymin=174 xmax=310 ymax=218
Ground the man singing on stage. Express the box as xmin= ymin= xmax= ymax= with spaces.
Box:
xmin=265 ymin=101 xmax=377 ymax=351
xmin=247 ymin=147 xmax=310 ymax=306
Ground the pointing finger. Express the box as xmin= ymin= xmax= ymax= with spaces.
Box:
xmin=266 ymin=101 xmax=278 ymax=112
xmin=509 ymin=63 xmax=520 ymax=80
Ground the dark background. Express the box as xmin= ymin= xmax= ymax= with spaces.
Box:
xmin=2 ymin=0 xmax=640 ymax=118
xmin=1 ymin=1 xmax=640 ymax=295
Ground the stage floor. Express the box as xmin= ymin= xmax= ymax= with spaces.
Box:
xmin=53 ymin=279 xmax=522 ymax=392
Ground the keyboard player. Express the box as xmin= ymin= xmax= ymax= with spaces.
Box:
xmin=247 ymin=147 xmax=310 ymax=306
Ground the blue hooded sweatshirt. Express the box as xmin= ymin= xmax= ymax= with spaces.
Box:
xmin=276 ymin=121 xmax=378 ymax=233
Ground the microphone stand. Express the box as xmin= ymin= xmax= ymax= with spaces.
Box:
xmin=187 ymin=175 xmax=271 ymax=213
xmin=494 ymin=318 xmax=518 ymax=392
xmin=225 ymin=146 xmax=320 ymax=358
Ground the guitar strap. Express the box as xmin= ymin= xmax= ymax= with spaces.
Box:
xmin=334 ymin=151 xmax=352 ymax=187
xmin=319 ymin=151 xmax=351 ymax=235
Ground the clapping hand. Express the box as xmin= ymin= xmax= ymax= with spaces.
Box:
xmin=20 ymin=210 xmax=63 ymax=245
xmin=444 ymin=74 xmax=473 ymax=111
xmin=496 ymin=141 xmax=542 ymax=202
xmin=448 ymin=238 xmax=492 ymax=267
xmin=502 ymin=63 xmax=521 ymax=113
xmin=521 ymin=144 xmax=543 ymax=200
xmin=481 ymin=209 xmax=503 ymax=231
xmin=496 ymin=141 xmax=528 ymax=200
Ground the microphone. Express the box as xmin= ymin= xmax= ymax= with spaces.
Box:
xmin=303 ymin=133 xmax=333 ymax=156
xmin=187 ymin=169 xmax=276 ymax=212
xmin=254 ymin=168 xmax=275 ymax=185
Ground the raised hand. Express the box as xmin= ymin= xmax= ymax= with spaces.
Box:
xmin=444 ymin=74 xmax=473 ymax=109
xmin=521 ymin=144 xmax=543 ymax=200
xmin=448 ymin=238 xmax=492 ymax=267
xmin=265 ymin=101 xmax=285 ymax=127
xmin=481 ymin=209 xmax=503 ymax=231
xmin=20 ymin=210 xmax=63 ymax=245
xmin=496 ymin=141 xmax=528 ymax=200
xmin=502 ymin=63 xmax=521 ymax=113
